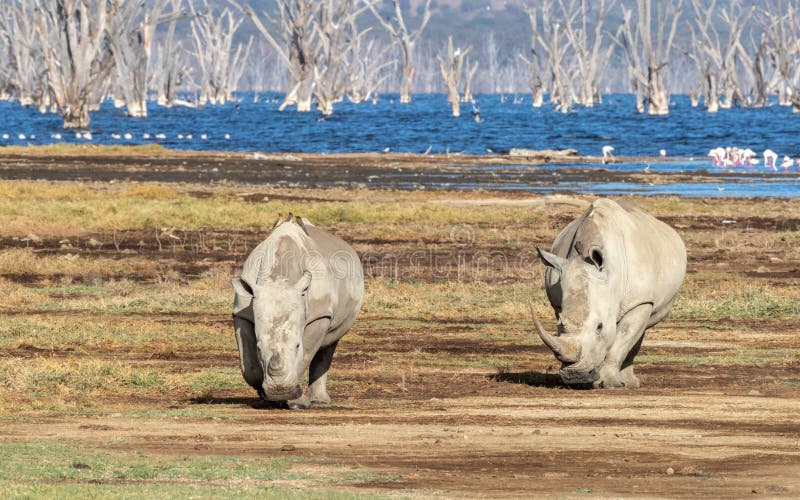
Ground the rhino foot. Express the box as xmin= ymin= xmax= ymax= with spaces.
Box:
xmin=593 ymin=365 xmax=640 ymax=389
xmin=619 ymin=366 xmax=641 ymax=388
xmin=308 ymin=390 xmax=331 ymax=405
xmin=287 ymin=394 xmax=311 ymax=410
xmin=593 ymin=365 xmax=627 ymax=389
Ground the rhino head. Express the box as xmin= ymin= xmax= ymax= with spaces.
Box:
xmin=533 ymin=245 xmax=617 ymax=385
xmin=232 ymin=271 xmax=312 ymax=400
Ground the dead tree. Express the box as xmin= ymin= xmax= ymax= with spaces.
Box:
xmin=614 ymin=0 xmax=684 ymax=115
xmin=234 ymin=0 xmax=321 ymax=112
xmin=0 ymin=1 xmax=43 ymax=106
xmin=460 ymin=57 xmax=478 ymax=103
xmin=107 ymin=0 xmax=177 ymax=117
xmin=189 ymin=0 xmax=252 ymax=106
xmin=153 ymin=0 xmax=187 ymax=107
xmin=519 ymin=4 xmax=546 ymax=107
xmin=560 ymin=0 xmax=617 ymax=107
xmin=345 ymin=25 xmax=392 ymax=104
xmin=758 ymin=2 xmax=800 ymax=107
xmin=689 ymin=0 xmax=751 ymax=112
xmin=537 ymin=2 xmax=577 ymax=112
xmin=437 ymin=36 xmax=469 ymax=117
xmin=368 ymin=0 xmax=431 ymax=103
xmin=35 ymin=0 xmax=116 ymax=129
xmin=735 ymin=32 xmax=770 ymax=108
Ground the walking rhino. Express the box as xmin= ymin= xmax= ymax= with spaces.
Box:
xmin=531 ymin=199 xmax=686 ymax=388
xmin=232 ymin=215 xmax=363 ymax=408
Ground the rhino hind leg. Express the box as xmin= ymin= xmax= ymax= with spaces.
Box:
xmin=307 ymin=340 xmax=339 ymax=405
xmin=594 ymin=303 xmax=652 ymax=389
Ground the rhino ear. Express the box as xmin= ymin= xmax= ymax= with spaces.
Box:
xmin=232 ymin=277 xmax=254 ymax=298
xmin=536 ymin=247 xmax=568 ymax=272
xmin=294 ymin=271 xmax=312 ymax=295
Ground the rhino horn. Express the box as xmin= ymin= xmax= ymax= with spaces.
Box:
xmin=529 ymin=302 xmax=580 ymax=363
xmin=536 ymin=247 xmax=568 ymax=272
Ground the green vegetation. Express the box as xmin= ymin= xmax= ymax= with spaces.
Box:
xmin=0 ymin=442 xmax=385 ymax=499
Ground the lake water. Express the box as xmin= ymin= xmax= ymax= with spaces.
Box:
xmin=1 ymin=93 xmax=798 ymax=197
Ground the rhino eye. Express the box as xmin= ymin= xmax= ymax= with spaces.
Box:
xmin=589 ymin=247 xmax=604 ymax=270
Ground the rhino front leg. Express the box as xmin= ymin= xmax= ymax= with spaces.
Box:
xmin=595 ymin=303 xmax=653 ymax=389
xmin=233 ymin=316 xmax=265 ymax=397
xmin=307 ymin=340 xmax=339 ymax=405
xmin=287 ymin=318 xmax=331 ymax=410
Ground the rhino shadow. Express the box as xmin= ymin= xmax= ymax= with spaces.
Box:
xmin=488 ymin=371 xmax=593 ymax=390
xmin=188 ymin=395 xmax=292 ymax=410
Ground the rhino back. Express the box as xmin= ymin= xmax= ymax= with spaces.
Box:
xmin=545 ymin=199 xmax=686 ymax=316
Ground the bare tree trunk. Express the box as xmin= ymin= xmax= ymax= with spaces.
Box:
xmin=368 ymin=0 xmax=431 ymax=104
xmin=107 ymin=0 xmax=178 ymax=118
xmin=520 ymin=5 xmax=545 ymax=107
xmin=461 ymin=58 xmax=478 ymax=103
xmin=561 ymin=0 xmax=616 ymax=107
xmin=35 ymin=0 xmax=116 ymax=129
xmin=189 ymin=0 xmax=251 ymax=106
xmin=154 ymin=0 xmax=186 ymax=108
xmin=614 ymin=0 xmax=684 ymax=115
xmin=437 ymin=36 xmax=468 ymax=117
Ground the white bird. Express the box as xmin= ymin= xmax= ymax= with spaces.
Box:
xmin=1 ymin=134 xmax=8 ymax=140
xmin=763 ymin=149 xmax=778 ymax=170
xmin=224 ymin=133 xmax=231 ymax=140
xmin=30 ymin=134 xmax=35 ymax=140
xmin=143 ymin=133 xmax=151 ymax=139
xmin=602 ymin=145 xmax=615 ymax=164
xmin=82 ymin=132 xmax=93 ymax=140
xmin=124 ymin=133 xmax=132 ymax=140
xmin=383 ymin=147 xmax=390 ymax=152
xmin=75 ymin=132 xmax=82 ymax=139
xmin=51 ymin=133 xmax=62 ymax=140
xmin=186 ymin=134 xmax=193 ymax=139
xmin=111 ymin=133 xmax=121 ymax=139
xmin=18 ymin=133 xmax=25 ymax=140
xmin=780 ymin=155 xmax=794 ymax=169
xmin=659 ymin=149 xmax=666 ymax=157
xmin=177 ymin=134 xmax=184 ymax=139
xmin=155 ymin=133 xmax=166 ymax=139
xmin=200 ymin=133 xmax=207 ymax=140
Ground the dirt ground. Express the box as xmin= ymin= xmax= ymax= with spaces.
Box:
xmin=0 ymin=152 xmax=798 ymax=498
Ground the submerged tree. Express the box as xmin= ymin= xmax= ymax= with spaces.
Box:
xmin=367 ymin=0 xmax=431 ymax=104
xmin=689 ymin=0 xmax=751 ymax=113
xmin=0 ymin=0 xmax=43 ymax=106
xmin=234 ymin=0 xmax=321 ymax=111
xmin=107 ymin=0 xmax=178 ymax=117
xmin=34 ymin=0 xmax=117 ymax=129
xmin=614 ymin=0 xmax=684 ymax=115
xmin=437 ymin=36 xmax=469 ymax=117
xmin=189 ymin=0 xmax=252 ymax=106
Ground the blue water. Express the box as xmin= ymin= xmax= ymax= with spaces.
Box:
xmin=2 ymin=93 xmax=799 ymax=197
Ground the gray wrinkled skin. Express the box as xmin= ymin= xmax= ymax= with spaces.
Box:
xmin=231 ymin=217 xmax=363 ymax=408
xmin=533 ymin=199 xmax=687 ymax=388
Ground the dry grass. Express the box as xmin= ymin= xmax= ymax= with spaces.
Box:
xmin=0 ymin=143 xmax=171 ymax=157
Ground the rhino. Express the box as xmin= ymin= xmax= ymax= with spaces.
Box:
xmin=531 ymin=199 xmax=686 ymax=388
xmin=232 ymin=215 xmax=363 ymax=408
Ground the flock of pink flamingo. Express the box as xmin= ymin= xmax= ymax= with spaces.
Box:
xmin=601 ymin=145 xmax=798 ymax=171
xmin=707 ymin=147 xmax=798 ymax=171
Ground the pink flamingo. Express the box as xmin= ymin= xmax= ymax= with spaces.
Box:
xmin=763 ymin=149 xmax=778 ymax=171
xmin=780 ymin=156 xmax=794 ymax=170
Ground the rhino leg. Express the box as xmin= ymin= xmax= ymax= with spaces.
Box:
xmin=594 ymin=303 xmax=653 ymax=389
xmin=233 ymin=316 xmax=265 ymax=396
xmin=307 ymin=340 xmax=339 ymax=405
xmin=287 ymin=318 xmax=332 ymax=410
